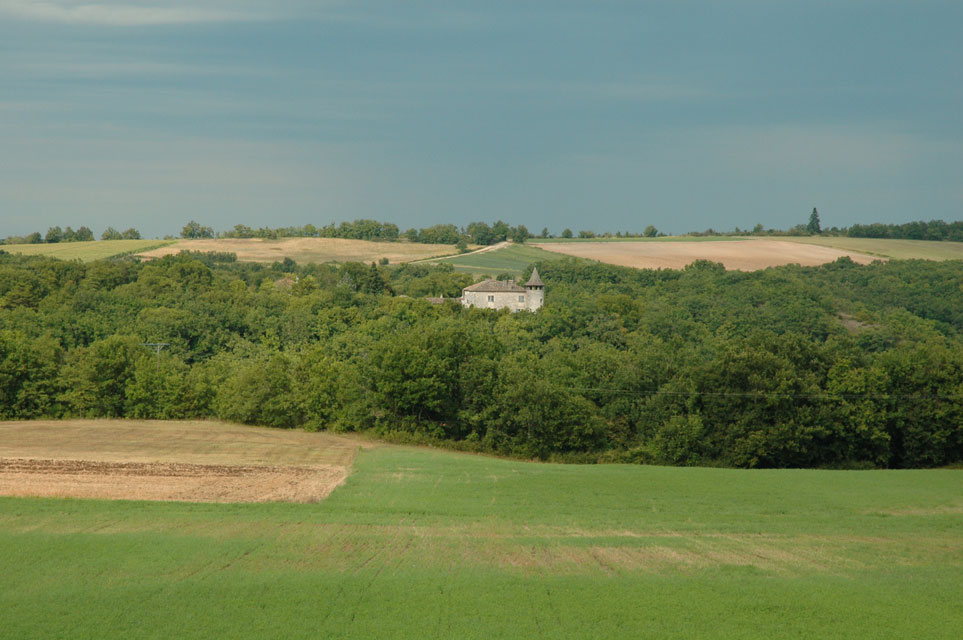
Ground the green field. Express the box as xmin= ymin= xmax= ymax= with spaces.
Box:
xmin=1 ymin=444 xmax=960 ymax=638
xmin=780 ymin=236 xmax=963 ymax=260
xmin=531 ymin=235 xmax=745 ymax=243
xmin=429 ymin=243 xmax=565 ymax=276
xmin=1 ymin=239 xmax=174 ymax=262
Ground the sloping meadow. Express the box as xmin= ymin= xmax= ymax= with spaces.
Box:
xmin=1 ymin=445 xmax=960 ymax=638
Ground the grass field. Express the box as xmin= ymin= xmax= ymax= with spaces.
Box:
xmin=137 ymin=238 xmax=463 ymax=265
xmin=532 ymin=235 xmax=746 ymax=243
xmin=1 ymin=423 xmax=960 ymax=638
xmin=428 ymin=243 xmax=565 ymax=277
xmin=0 ymin=239 xmax=174 ymax=262
xmin=781 ymin=236 xmax=963 ymax=260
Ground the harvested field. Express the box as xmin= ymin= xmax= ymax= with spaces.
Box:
xmin=0 ymin=459 xmax=343 ymax=503
xmin=0 ymin=420 xmax=369 ymax=503
xmin=532 ymin=239 xmax=880 ymax=270
xmin=136 ymin=237 xmax=460 ymax=264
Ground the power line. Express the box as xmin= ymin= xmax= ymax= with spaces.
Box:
xmin=141 ymin=342 xmax=169 ymax=369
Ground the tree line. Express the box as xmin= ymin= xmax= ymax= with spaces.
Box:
xmin=183 ymin=219 xmax=666 ymax=246
xmin=6 ymin=215 xmax=963 ymax=246
xmin=187 ymin=218 xmax=533 ymax=246
xmin=843 ymin=219 xmax=963 ymax=242
xmin=185 ymin=215 xmax=963 ymax=245
xmin=1 ymin=250 xmax=962 ymax=469
xmin=689 ymin=214 xmax=963 ymax=242
xmin=2 ymin=226 xmax=141 ymax=245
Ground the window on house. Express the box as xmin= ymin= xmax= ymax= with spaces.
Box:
xmin=487 ymin=295 xmax=494 ymax=302
xmin=518 ymin=295 xmax=525 ymax=302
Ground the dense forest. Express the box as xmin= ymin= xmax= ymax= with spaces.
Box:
xmin=1 ymin=249 xmax=962 ymax=469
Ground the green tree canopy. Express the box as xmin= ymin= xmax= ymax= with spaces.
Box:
xmin=181 ymin=220 xmax=215 ymax=239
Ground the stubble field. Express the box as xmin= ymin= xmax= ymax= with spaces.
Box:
xmin=531 ymin=238 xmax=881 ymax=270
xmin=0 ymin=420 xmax=364 ymax=503
xmin=136 ymin=237 xmax=461 ymax=264
xmin=0 ymin=420 xmax=960 ymax=638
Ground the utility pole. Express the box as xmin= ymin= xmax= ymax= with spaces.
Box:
xmin=141 ymin=342 xmax=170 ymax=369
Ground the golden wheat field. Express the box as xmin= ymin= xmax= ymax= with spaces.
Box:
xmin=136 ymin=237 xmax=460 ymax=264
xmin=532 ymin=239 xmax=881 ymax=270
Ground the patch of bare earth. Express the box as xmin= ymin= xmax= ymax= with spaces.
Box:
xmin=136 ymin=237 xmax=458 ymax=265
xmin=0 ymin=420 xmax=371 ymax=503
xmin=0 ymin=459 xmax=345 ymax=503
xmin=838 ymin=313 xmax=879 ymax=333
xmin=532 ymin=239 xmax=881 ymax=271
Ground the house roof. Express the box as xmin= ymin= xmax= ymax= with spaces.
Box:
xmin=525 ymin=267 xmax=544 ymax=287
xmin=463 ymin=279 xmax=527 ymax=293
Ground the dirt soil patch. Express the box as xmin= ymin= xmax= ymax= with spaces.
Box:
xmin=0 ymin=420 xmax=370 ymax=503
xmin=136 ymin=237 xmax=459 ymax=265
xmin=532 ymin=239 xmax=881 ymax=271
xmin=0 ymin=458 xmax=346 ymax=503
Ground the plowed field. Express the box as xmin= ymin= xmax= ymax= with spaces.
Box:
xmin=0 ymin=420 xmax=369 ymax=503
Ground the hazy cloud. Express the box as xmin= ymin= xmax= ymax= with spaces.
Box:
xmin=2 ymin=2 xmax=960 ymax=235
xmin=0 ymin=1 xmax=262 ymax=26
xmin=660 ymin=125 xmax=922 ymax=174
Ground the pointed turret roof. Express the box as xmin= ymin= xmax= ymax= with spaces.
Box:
xmin=524 ymin=267 xmax=544 ymax=288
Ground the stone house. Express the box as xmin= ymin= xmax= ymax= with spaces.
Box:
xmin=460 ymin=268 xmax=545 ymax=312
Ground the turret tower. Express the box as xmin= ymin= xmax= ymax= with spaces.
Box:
xmin=524 ymin=267 xmax=545 ymax=311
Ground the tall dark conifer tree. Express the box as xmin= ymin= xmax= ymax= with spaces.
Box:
xmin=808 ymin=208 xmax=821 ymax=234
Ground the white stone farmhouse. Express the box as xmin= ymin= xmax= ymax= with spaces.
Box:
xmin=460 ymin=268 xmax=545 ymax=312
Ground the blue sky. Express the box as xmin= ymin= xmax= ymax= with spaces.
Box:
xmin=2 ymin=1 xmax=961 ymax=238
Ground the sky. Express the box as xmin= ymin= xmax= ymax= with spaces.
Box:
xmin=1 ymin=0 xmax=961 ymax=238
